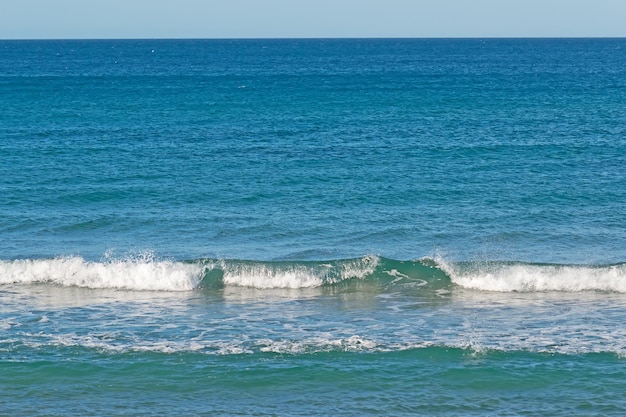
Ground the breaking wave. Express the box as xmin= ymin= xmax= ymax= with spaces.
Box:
xmin=438 ymin=258 xmax=626 ymax=293
xmin=1 ymin=254 xmax=625 ymax=293
xmin=0 ymin=255 xmax=204 ymax=291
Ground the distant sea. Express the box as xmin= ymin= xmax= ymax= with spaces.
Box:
xmin=1 ymin=38 xmax=626 ymax=416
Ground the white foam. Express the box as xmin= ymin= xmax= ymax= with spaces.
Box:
xmin=0 ymin=256 xmax=205 ymax=291
xmin=221 ymin=255 xmax=380 ymax=289
xmin=222 ymin=263 xmax=324 ymax=289
xmin=437 ymin=258 xmax=626 ymax=293
xmin=257 ymin=335 xmax=380 ymax=354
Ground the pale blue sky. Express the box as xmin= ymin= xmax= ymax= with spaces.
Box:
xmin=1 ymin=0 xmax=625 ymax=39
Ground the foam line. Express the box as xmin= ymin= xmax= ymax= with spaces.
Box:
xmin=437 ymin=259 xmax=626 ymax=292
xmin=0 ymin=256 xmax=204 ymax=291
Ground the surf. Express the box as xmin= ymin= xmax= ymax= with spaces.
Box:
xmin=0 ymin=254 xmax=441 ymax=291
xmin=1 ymin=254 xmax=625 ymax=293
xmin=439 ymin=258 xmax=626 ymax=293
xmin=0 ymin=255 xmax=204 ymax=291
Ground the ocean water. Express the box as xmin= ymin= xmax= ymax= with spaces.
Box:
xmin=1 ymin=38 xmax=626 ymax=415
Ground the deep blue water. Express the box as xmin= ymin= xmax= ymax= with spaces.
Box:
xmin=2 ymin=38 xmax=625 ymax=263
xmin=1 ymin=38 xmax=626 ymax=416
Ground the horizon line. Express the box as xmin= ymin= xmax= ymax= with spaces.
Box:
xmin=2 ymin=35 xmax=626 ymax=42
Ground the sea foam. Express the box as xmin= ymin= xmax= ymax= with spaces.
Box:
xmin=219 ymin=255 xmax=380 ymax=289
xmin=437 ymin=258 xmax=626 ymax=293
xmin=0 ymin=255 xmax=380 ymax=291
xmin=0 ymin=256 xmax=204 ymax=291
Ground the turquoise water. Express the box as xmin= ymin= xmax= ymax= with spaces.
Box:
xmin=1 ymin=39 xmax=626 ymax=415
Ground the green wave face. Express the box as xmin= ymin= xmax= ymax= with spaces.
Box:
xmin=198 ymin=256 xmax=453 ymax=292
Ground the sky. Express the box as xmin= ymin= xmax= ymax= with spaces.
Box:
xmin=1 ymin=0 xmax=625 ymax=39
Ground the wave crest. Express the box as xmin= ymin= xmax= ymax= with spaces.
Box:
xmin=3 ymin=254 xmax=625 ymax=293
xmin=0 ymin=256 xmax=204 ymax=291
xmin=437 ymin=258 xmax=626 ymax=293
xmin=216 ymin=255 xmax=380 ymax=289
xmin=0 ymin=255 xmax=381 ymax=291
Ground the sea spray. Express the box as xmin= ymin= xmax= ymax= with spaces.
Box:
xmin=0 ymin=255 xmax=381 ymax=291
xmin=3 ymin=254 xmax=625 ymax=293
xmin=217 ymin=255 xmax=380 ymax=289
xmin=436 ymin=257 xmax=626 ymax=292
xmin=0 ymin=255 xmax=205 ymax=291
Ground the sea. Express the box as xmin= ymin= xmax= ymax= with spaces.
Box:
xmin=1 ymin=38 xmax=625 ymax=416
